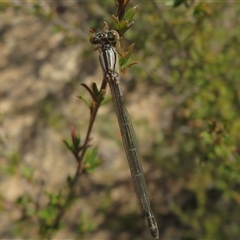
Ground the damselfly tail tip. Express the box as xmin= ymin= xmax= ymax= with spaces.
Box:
xmin=146 ymin=211 xmax=159 ymax=239
xmin=150 ymin=225 xmax=159 ymax=239
xmin=151 ymin=230 xmax=159 ymax=239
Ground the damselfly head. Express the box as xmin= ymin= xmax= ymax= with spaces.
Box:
xmin=89 ymin=30 xmax=120 ymax=47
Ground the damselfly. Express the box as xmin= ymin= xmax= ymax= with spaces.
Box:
xmin=90 ymin=30 xmax=159 ymax=239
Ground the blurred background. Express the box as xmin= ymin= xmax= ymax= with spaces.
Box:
xmin=0 ymin=1 xmax=240 ymax=239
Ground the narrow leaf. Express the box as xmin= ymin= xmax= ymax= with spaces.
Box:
xmin=63 ymin=139 xmax=73 ymax=151
xmin=92 ymin=82 xmax=100 ymax=97
xmin=123 ymin=6 xmax=137 ymax=23
xmin=78 ymin=95 xmax=91 ymax=108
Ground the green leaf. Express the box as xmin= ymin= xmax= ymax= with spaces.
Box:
xmin=193 ymin=3 xmax=206 ymax=18
xmin=120 ymin=21 xmax=134 ymax=35
xmin=39 ymin=207 xmax=58 ymax=223
xmin=78 ymin=95 xmax=91 ymax=108
xmin=63 ymin=139 xmax=73 ymax=151
xmin=67 ymin=175 xmax=74 ymax=185
xmin=21 ymin=165 xmax=34 ymax=180
xmin=123 ymin=6 xmax=137 ymax=23
xmin=78 ymin=210 xmax=95 ymax=234
xmin=165 ymin=0 xmax=175 ymax=6
xmin=173 ymin=0 xmax=187 ymax=8
xmin=83 ymin=147 xmax=101 ymax=173
xmin=96 ymin=88 xmax=106 ymax=103
xmin=92 ymin=82 xmax=100 ymax=97
xmin=119 ymin=43 xmax=135 ymax=67
xmin=51 ymin=25 xmax=63 ymax=34
xmin=101 ymin=95 xmax=112 ymax=105
xmin=16 ymin=195 xmax=31 ymax=206
xmin=200 ymin=131 xmax=213 ymax=144
xmin=3 ymin=152 xmax=20 ymax=175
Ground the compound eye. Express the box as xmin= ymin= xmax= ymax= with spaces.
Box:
xmin=89 ymin=34 xmax=100 ymax=44
xmin=108 ymin=30 xmax=120 ymax=43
